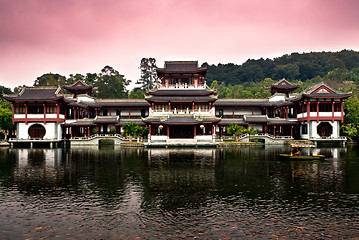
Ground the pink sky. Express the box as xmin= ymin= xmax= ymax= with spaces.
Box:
xmin=1 ymin=0 xmax=359 ymax=90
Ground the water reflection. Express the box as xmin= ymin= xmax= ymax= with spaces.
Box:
xmin=0 ymin=146 xmax=358 ymax=239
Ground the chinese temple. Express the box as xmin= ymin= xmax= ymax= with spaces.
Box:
xmin=4 ymin=61 xmax=352 ymax=147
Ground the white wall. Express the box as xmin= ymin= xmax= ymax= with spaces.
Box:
xmin=305 ymin=120 xmax=340 ymax=139
xmin=17 ymin=122 xmax=62 ymax=139
xmin=300 ymin=123 xmax=309 ymax=139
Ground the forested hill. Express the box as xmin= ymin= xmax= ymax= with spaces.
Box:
xmin=202 ymin=50 xmax=359 ymax=85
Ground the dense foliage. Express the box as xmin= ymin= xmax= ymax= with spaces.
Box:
xmin=28 ymin=66 xmax=130 ymax=99
xmin=342 ymin=95 xmax=359 ymax=142
xmin=203 ymin=50 xmax=359 ymax=86
xmin=122 ymin=123 xmax=148 ymax=142
xmin=0 ymin=100 xmax=13 ymax=140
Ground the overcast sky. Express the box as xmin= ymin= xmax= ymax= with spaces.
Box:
xmin=1 ymin=0 xmax=359 ymax=90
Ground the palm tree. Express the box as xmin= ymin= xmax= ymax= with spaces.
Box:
xmin=122 ymin=122 xmax=136 ymax=141
xmin=122 ymin=123 xmax=148 ymax=142
xmin=245 ymin=127 xmax=258 ymax=142
xmin=226 ymin=124 xmax=247 ymax=141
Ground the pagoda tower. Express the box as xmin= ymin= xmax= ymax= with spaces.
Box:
xmin=143 ymin=61 xmax=220 ymax=144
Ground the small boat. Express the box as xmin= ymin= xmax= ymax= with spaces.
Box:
xmin=278 ymin=153 xmax=325 ymax=161
xmin=290 ymin=143 xmax=315 ymax=148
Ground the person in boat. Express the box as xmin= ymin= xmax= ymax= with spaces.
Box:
xmin=292 ymin=148 xmax=301 ymax=156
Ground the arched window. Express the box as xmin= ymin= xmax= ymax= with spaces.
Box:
xmin=317 ymin=122 xmax=332 ymax=137
xmin=28 ymin=124 xmax=46 ymax=139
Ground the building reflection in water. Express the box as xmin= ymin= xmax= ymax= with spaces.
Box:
xmin=144 ymin=149 xmax=217 ymax=210
xmin=12 ymin=148 xmax=63 ymax=192
xmin=3 ymin=146 xmax=356 ymax=207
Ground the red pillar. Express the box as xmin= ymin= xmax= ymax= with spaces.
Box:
xmin=149 ymin=125 xmax=152 ymax=140
xmin=43 ymin=104 xmax=46 ymax=124
xmin=25 ymin=103 xmax=28 ymax=124
xmin=168 ymin=102 xmax=171 ymax=111
xmin=11 ymin=104 xmax=14 ymax=124
xmin=274 ymin=126 xmax=276 ymax=137
xmin=70 ymin=127 xmax=73 ymax=138
xmin=286 ymin=106 xmax=289 ymax=119
xmin=341 ymin=101 xmax=344 ymax=123
xmin=56 ymin=103 xmax=60 ymax=124
xmin=88 ymin=127 xmax=90 ymax=137
xmin=307 ymin=101 xmax=310 ymax=123
xmin=167 ymin=125 xmax=170 ymax=138
xmin=291 ymin=126 xmax=293 ymax=137
xmin=332 ymin=101 xmax=335 ymax=123
xmin=316 ymin=100 xmax=319 ymax=123
xmin=194 ymin=125 xmax=196 ymax=137
xmin=192 ymin=102 xmax=195 ymax=112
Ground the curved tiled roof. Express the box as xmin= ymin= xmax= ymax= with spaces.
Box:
xmin=63 ymin=80 xmax=93 ymax=92
xmin=218 ymin=118 xmax=247 ymax=125
xmin=156 ymin=61 xmax=207 ymax=76
xmin=3 ymin=87 xmax=63 ymax=101
xmin=91 ymin=99 xmax=149 ymax=107
xmin=62 ymin=120 xmax=96 ymax=126
xmin=267 ymin=118 xmax=299 ymax=125
xmin=146 ymin=95 xmax=217 ymax=102
xmin=147 ymin=89 xmax=215 ymax=96
xmin=214 ymin=99 xmax=271 ymax=107
xmin=244 ymin=115 xmax=268 ymax=123
xmin=143 ymin=115 xmax=220 ymax=124
xmin=94 ymin=116 xmax=119 ymax=124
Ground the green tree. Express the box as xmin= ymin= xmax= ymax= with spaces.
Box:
xmin=326 ymin=56 xmax=346 ymax=71
xmin=34 ymin=73 xmax=66 ymax=86
xmin=326 ymin=68 xmax=349 ymax=81
xmin=341 ymin=123 xmax=358 ymax=142
xmin=273 ymin=63 xmax=300 ymax=80
xmin=226 ymin=124 xmax=247 ymax=140
xmin=243 ymin=127 xmax=258 ymax=142
xmin=348 ymin=67 xmax=359 ymax=84
xmin=342 ymin=95 xmax=359 ymax=142
xmin=67 ymin=74 xmax=85 ymax=85
xmin=97 ymin=66 xmax=129 ymax=98
xmin=344 ymin=95 xmax=359 ymax=125
xmin=122 ymin=122 xmax=147 ymax=142
xmin=0 ymin=86 xmax=12 ymax=98
xmin=137 ymin=58 xmax=158 ymax=90
xmin=0 ymin=105 xmax=13 ymax=140
xmin=129 ymin=88 xmax=145 ymax=99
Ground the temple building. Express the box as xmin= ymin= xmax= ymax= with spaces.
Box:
xmin=143 ymin=61 xmax=220 ymax=144
xmin=4 ymin=61 xmax=352 ymax=147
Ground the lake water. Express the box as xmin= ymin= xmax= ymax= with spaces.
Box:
xmin=0 ymin=145 xmax=358 ymax=239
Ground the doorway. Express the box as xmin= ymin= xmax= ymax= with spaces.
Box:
xmin=28 ymin=124 xmax=46 ymax=139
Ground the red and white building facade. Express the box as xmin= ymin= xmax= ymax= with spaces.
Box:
xmin=4 ymin=61 xmax=352 ymax=146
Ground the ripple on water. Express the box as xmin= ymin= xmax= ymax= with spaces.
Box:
xmin=0 ymin=147 xmax=359 ymax=239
